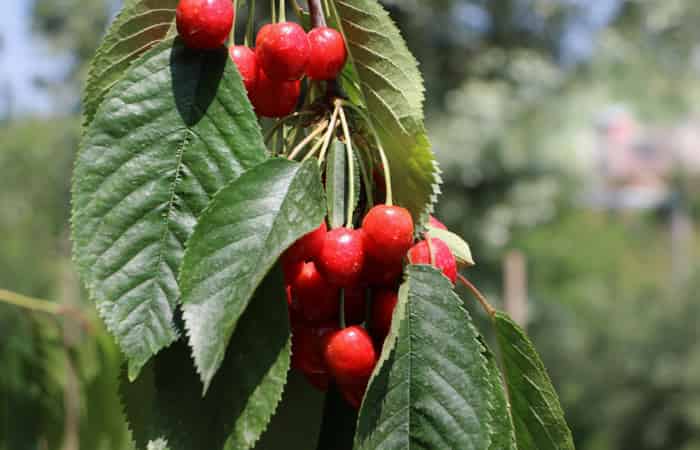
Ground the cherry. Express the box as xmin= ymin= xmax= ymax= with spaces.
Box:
xmin=344 ymin=287 xmax=367 ymax=325
xmin=370 ymin=288 xmax=398 ymax=342
xmin=250 ymin=68 xmax=301 ymax=118
xmin=176 ymin=0 xmax=234 ymax=50
xmin=317 ymin=228 xmax=365 ymax=287
xmin=361 ymin=254 xmax=403 ymax=288
xmin=306 ymin=27 xmax=347 ymax=80
xmin=289 ymin=261 xmax=340 ymax=323
xmin=291 ymin=322 xmax=338 ymax=388
xmin=428 ymin=215 xmax=448 ymax=230
xmin=283 ymin=222 xmax=327 ymax=265
xmin=228 ymin=45 xmax=258 ymax=93
xmin=256 ymin=22 xmax=310 ymax=81
xmin=362 ymin=205 xmax=414 ymax=265
xmin=408 ymin=237 xmax=457 ymax=283
xmin=324 ymin=325 xmax=377 ymax=384
xmin=339 ymin=378 xmax=369 ymax=409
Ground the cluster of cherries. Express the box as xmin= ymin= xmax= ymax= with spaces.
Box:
xmin=283 ymin=205 xmax=457 ymax=408
xmin=176 ymin=0 xmax=347 ymax=118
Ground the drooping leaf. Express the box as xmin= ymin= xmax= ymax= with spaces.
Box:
xmin=72 ymin=39 xmax=266 ymax=379
xmin=121 ymin=269 xmax=290 ymax=450
xmin=427 ymin=226 xmax=476 ymax=266
xmin=355 ymin=265 xmax=494 ymax=450
xmin=83 ymin=0 xmax=178 ymax=128
xmin=316 ymin=386 xmax=358 ymax=450
xmin=180 ymin=158 xmax=326 ymax=390
xmin=326 ymin=140 xmax=347 ymax=229
xmin=483 ymin=340 xmax=517 ymax=450
xmin=493 ymin=312 xmax=575 ymax=450
xmin=329 ymin=0 xmax=440 ymax=220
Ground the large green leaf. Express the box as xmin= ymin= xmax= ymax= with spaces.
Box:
xmin=121 ymin=269 xmax=290 ymax=450
xmin=483 ymin=341 xmax=517 ymax=450
xmin=329 ymin=0 xmax=440 ymax=221
xmin=493 ymin=312 xmax=575 ymax=450
xmin=72 ymin=39 xmax=266 ymax=379
xmin=354 ymin=265 xmax=494 ymax=450
xmin=179 ymin=158 xmax=326 ymax=390
xmin=83 ymin=0 xmax=178 ymax=128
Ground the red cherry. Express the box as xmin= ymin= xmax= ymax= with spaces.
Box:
xmin=361 ymin=254 xmax=403 ymax=288
xmin=256 ymin=22 xmax=310 ymax=81
xmin=324 ymin=326 xmax=377 ymax=384
xmin=228 ymin=45 xmax=258 ymax=93
xmin=344 ymin=287 xmax=366 ymax=325
xmin=283 ymin=222 xmax=327 ymax=265
xmin=250 ymin=68 xmax=301 ymax=118
xmin=362 ymin=205 xmax=414 ymax=265
xmin=370 ymin=288 xmax=398 ymax=342
xmin=290 ymin=261 xmax=340 ymax=323
xmin=176 ymin=0 xmax=234 ymax=50
xmin=306 ymin=27 xmax=347 ymax=80
xmin=291 ymin=322 xmax=337 ymax=376
xmin=317 ymin=228 xmax=365 ymax=287
xmin=428 ymin=215 xmax=448 ymax=230
xmin=339 ymin=378 xmax=369 ymax=409
xmin=408 ymin=237 xmax=457 ymax=283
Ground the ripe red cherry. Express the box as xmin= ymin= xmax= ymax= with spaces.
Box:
xmin=408 ymin=237 xmax=457 ymax=283
xmin=250 ymin=68 xmax=301 ymax=118
xmin=291 ymin=322 xmax=337 ymax=379
xmin=256 ymin=22 xmax=310 ymax=81
xmin=228 ymin=45 xmax=258 ymax=93
xmin=361 ymin=254 xmax=403 ymax=288
xmin=339 ymin=379 xmax=369 ymax=409
xmin=362 ymin=205 xmax=414 ymax=265
xmin=324 ymin=326 xmax=377 ymax=384
xmin=344 ymin=287 xmax=367 ymax=325
xmin=370 ymin=288 xmax=398 ymax=342
xmin=317 ymin=228 xmax=365 ymax=287
xmin=306 ymin=27 xmax=347 ymax=80
xmin=283 ymin=222 xmax=327 ymax=265
xmin=176 ymin=0 xmax=234 ymax=50
xmin=289 ymin=261 xmax=339 ymax=323
xmin=428 ymin=215 xmax=448 ymax=230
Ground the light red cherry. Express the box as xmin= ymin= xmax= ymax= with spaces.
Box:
xmin=176 ymin=0 xmax=234 ymax=50
xmin=324 ymin=325 xmax=377 ymax=385
xmin=250 ymin=68 xmax=301 ymax=118
xmin=283 ymin=222 xmax=327 ymax=265
xmin=317 ymin=228 xmax=365 ymax=287
xmin=428 ymin=215 xmax=448 ymax=230
xmin=289 ymin=261 xmax=340 ymax=323
xmin=408 ymin=237 xmax=457 ymax=283
xmin=306 ymin=27 xmax=347 ymax=80
xmin=362 ymin=205 xmax=414 ymax=265
xmin=256 ymin=22 xmax=310 ymax=81
xmin=370 ymin=288 xmax=398 ymax=342
xmin=228 ymin=45 xmax=259 ymax=93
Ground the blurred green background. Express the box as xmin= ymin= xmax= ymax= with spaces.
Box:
xmin=2 ymin=1 xmax=700 ymax=449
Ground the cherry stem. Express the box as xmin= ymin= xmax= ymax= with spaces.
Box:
xmin=230 ymin=0 xmax=238 ymax=46
xmin=317 ymin=103 xmax=341 ymax=165
xmin=264 ymin=111 xmax=313 ymax=144
xmin=308 ymin=0 xmax=327 ymax=27
xmin=279 ymin=0 xmax=286 ymax=22
xmin=457 ymin=274 xmax=496 ymax=318
xmin=339 ymin=101 xmax=393 ymax=205
xmin=290 ymin=0 xmax=304 ymax=20
xmin=288 ymin=119 xmax=328 ymax=160
xmin=244 ymin=0 xmax=256 ymax=47
xmin=339 ymin=290 xmax=346 ymax=329
xmin=337 ymin=104 xmax=356 ymax=228
xmin=0 ymin=288 xmax=93 ymax=332
xmin=271 ymin=0 xmax=277 ymax=22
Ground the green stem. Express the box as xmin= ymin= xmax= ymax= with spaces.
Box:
xmin=337 ymin=105 xmax=356 ymax=228
xmin=271 ymin=0 xmax=277 ymax=22
xmin=301 ymin=131 xmax=327 ymax=162
xmin=339 ymin=101 xmax=393 ymax=205
xmin=288 ymin=120 xmax=329 ymax=160
xmin=317 ymin=103 xmax=341 ymax=165
xmin=0 ymin=289 xmax=92 ymax=330
xmin=244 ymin=0 xmax=256 ymax=47
xmin=291 ymin=0 xmax=304 ymax=20
xmin=457 ymin=274 xmax=496 ymax=317
xmin=230 ymin=0 xmax=238 ymax=46
xmin=279 ymin=0 xmax=286 ymax=21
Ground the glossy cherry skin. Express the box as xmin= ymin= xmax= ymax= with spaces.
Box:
xmin=361 ymin=254 xmax=403 ymax=288
xmin=344 ymin=287 xmax=367 ymax=325
xmin=250 ymin=68 xmax=301 ymax=118
xmin=428 ymin=215 xmax=448 ymax=230
xmin=228 ymin=45 xmax=258 ymax=93
xmin=283 ymin=222 xmax=327 ymax=265
xmin=291 ymin=322 xmax=338 ymax=378
xmin=370 ymin=288 xmax=398 ymax=342
xmin=306 ymin=27 xmax=347 ymax=80
xmin=256 ymin=22 xmax=310 ymax=81
xmin=176 ymin=0 xmax=234 ymax=50
xmin=362 ymin=205 xmax=414 ymax=265
xmin=324 ymin=326 xmax=377 ymax=385
xmin=408 ymin=237 xmax=457 ymax=283
xmin=289 ymin=261 xmax=340 ymax=323
xmin=317 ymin=228 xmax=366 ymax=287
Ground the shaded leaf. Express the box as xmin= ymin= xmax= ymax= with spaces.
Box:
xmin=121 ymin=269 xmax=290 ymax=450
xmin=427 ymin=226 xmax=475 ymax=266
xmin=316 ymin=386 xmax=358 ymax=450
xmin=483 ymin=340 xmax=517 ymax=450
xmin=72 ymin=39 xmax=266 ymax=379
xmin=493 ymin=312 xmax=575 ymax=450
xmin=180 ymin=158 xmax=326 ymax=390
xmin=355 ymin=265 xmax=493 ymax=450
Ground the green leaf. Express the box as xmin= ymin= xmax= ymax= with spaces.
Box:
xmin=493 ymin=312 xmax=575 ymax=450
xmin=72 ymin=39 xmax=266 ymax=379
xmin=355 ymin=265 xmax=494 ymax=450
xmin=316 ymin=386 xmax=358 ymax=450
xmin=329 ymin=0 xmax=440 ymax=221
xmin=483 ymin=341 xmax=517 ymax=450
xmin=83 ymin=0 xmax=178 ymax=128
xmin=326 ymin=140 xmax=347 ymax=229
xmin=427 ymin=226 xmax=476 ymax=266
xmin=121 ymin=269 xmax=290 ymax=450
xmin=180 ymin=158 xmax=326 ymax=390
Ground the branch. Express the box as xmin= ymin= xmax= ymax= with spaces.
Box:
xmin=308 ymin=0 xmax=327 ymax=27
